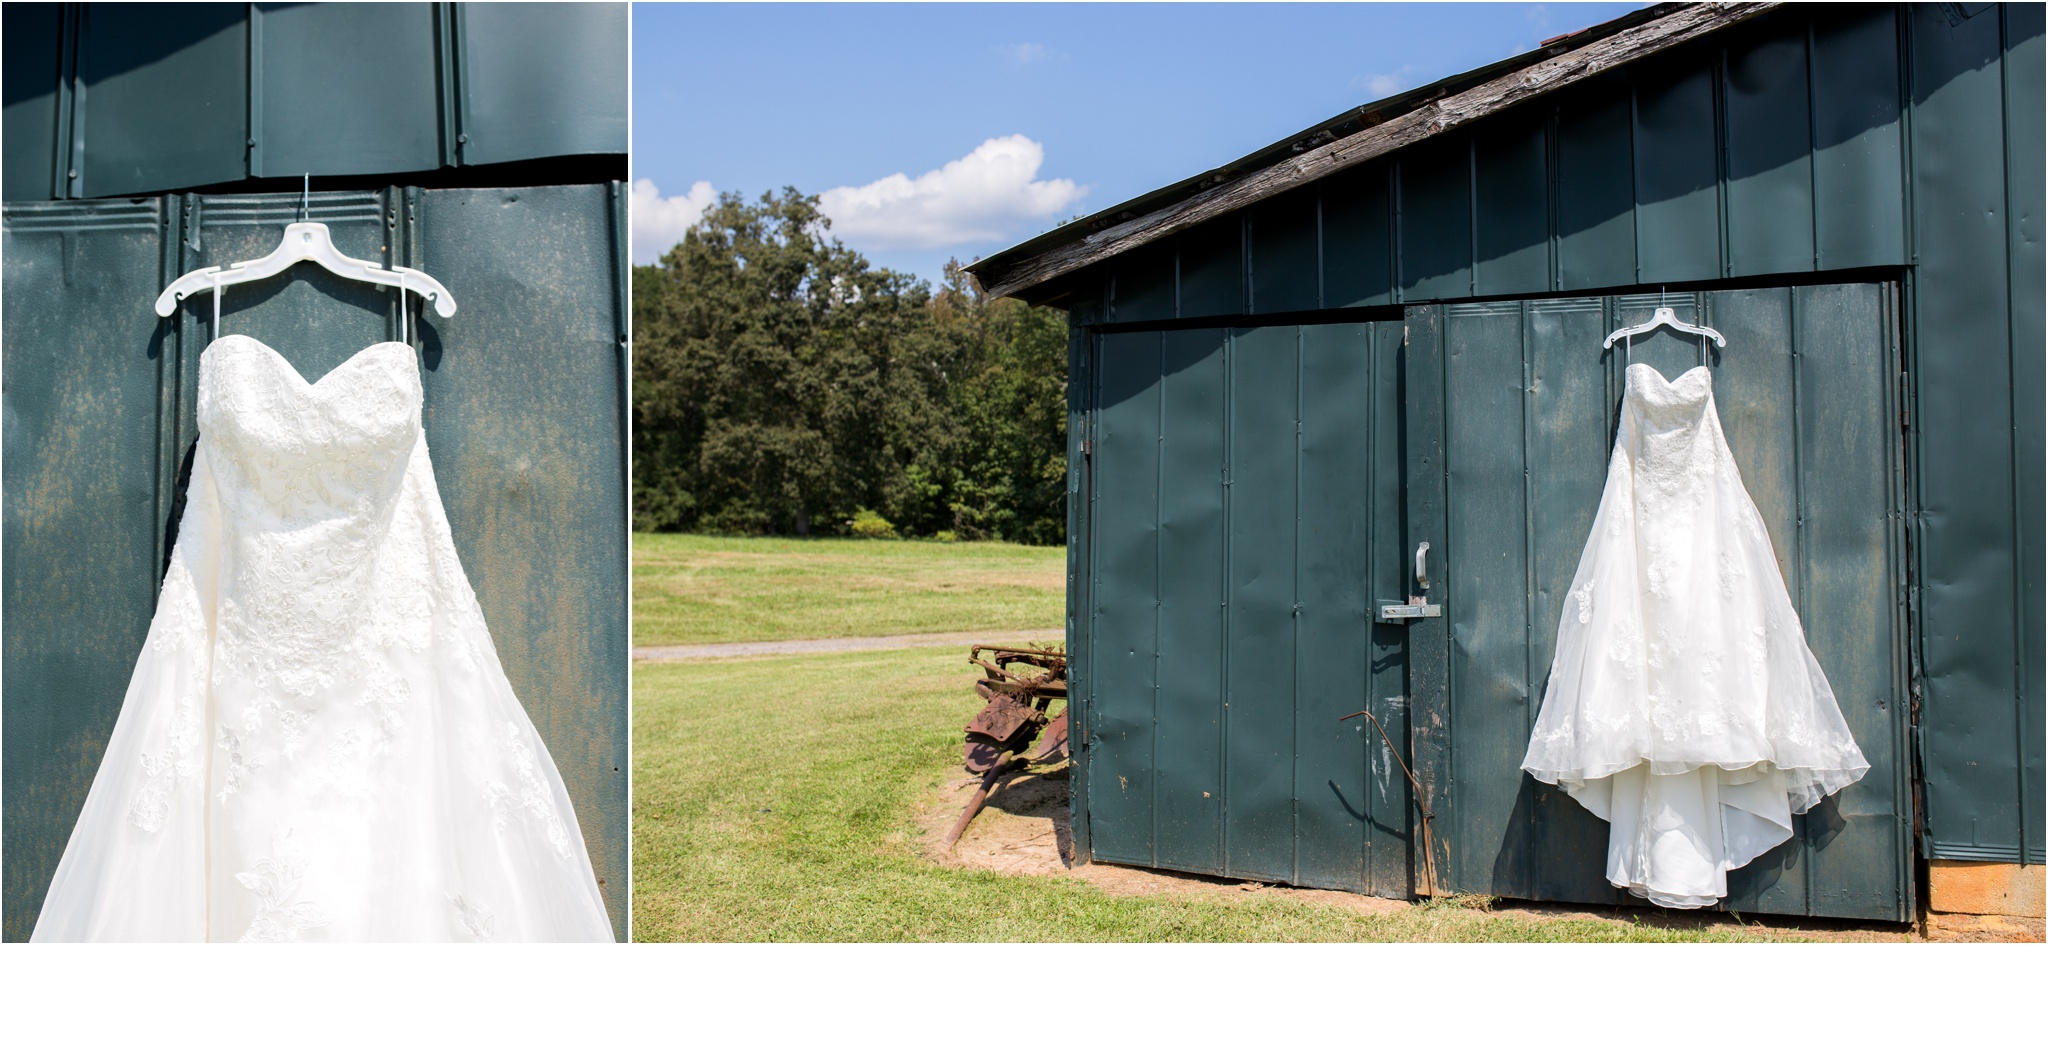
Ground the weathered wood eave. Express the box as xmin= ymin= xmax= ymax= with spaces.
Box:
xmin=970 ymin=1 xmax=1784 ymax=304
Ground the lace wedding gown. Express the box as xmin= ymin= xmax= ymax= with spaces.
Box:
xmin=32 ymin=336 xmax=614 ymax=942
xmin=1522 ymin=362 xmax=1869 ymax=909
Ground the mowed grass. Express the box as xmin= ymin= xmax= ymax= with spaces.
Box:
xmin=631 ymin=647 xmax=1806 ymax=942
xmin=631 ymin=533 xmax=1065 ymax=647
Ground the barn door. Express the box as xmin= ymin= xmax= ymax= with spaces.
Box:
xmin=1080 ymin=320 xmax=1414 ymax=895
xmin=1402 ymin=285 xmax=1916 ymax=920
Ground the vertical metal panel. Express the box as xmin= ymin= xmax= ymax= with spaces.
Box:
xmin=1473 ymin=113 xmax=1550 ymax=297
xmin=2006 ymin=2 xmax=2047 ymax=864
xmin=1 ymin=4 xmax=63 ymax=202
xmin=1 ymin=199 xmax=173 ymax=943
xmin=1363 ymin=322 xmax=1415 ymax=895
xmin=414 ymin=184 xmax=631 ymax=938
xmin=1294 ymin=323 xmax=1374 ymax=889
xmin=75 ymin=5 xmax=248 ymax=199
xmin=1440 ymin=302 xmax=1536 ymax=895
xmin=1777 ymin=283 xmax=1910 ymax=918
xmin=1064 ymin=326 xmax=1094 ymax=860
xmin=1397 ymin=136 xmax=1473 ymax=302
xmin=1066 ymin=286 xmax=1106 ymax=329
xmin=254 ymin=2 xmax=443 ymax=179
xmin=1554 ymin=75 xmax=1637 ymax=291
xmin=1401 ymin=305 xmax=1454 ymax=892
xmin=1908 ymin=1 xmax=2024 ymax=862
xmin=1086 ymin=331 xmax=1161 ymax=866
xmin=1222 ymin=324 xmax=1299 ymax=880
xmin=1723 ymin=20 xmax=1816 ymax=276
xmin=1631 ymin=62 xmax=1721 ymax=284
xmin=1177 ymin=218 xmax=1243 ymax=318
xmin=1322 ymin=164 xmax=1393 ymax=308
xmin=1108 ymin=243 xmax=1174 ymax=324
xmin=1248 ymin=189 xmax=1319 ymax=315
xmin=1810 ymin=6 xmax=1907 ymax=269
xmin=1 ymin=185 xmax=631 ymax=940
xmin=456 ymin=2 xmax=629 ymax=166
xmin=1153 ymin=328 xmax=1227 ymax=873
xmin=1521 ymin=297 xmax=1620 ymax=902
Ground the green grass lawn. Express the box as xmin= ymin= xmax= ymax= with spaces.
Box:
xmin=631 ymin=647 xmax=1842 ymax=942
xmin=631 ymin=533 xmax=1065 ymax=647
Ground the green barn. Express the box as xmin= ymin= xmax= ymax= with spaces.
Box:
xmin=967 ymin=1 xmax=2042 ymax=923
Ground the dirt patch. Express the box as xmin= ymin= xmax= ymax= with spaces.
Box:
xmin=1924 ymin=913 xmax=2046 ymax=943
xmin=913 ymin=768 xmax=1928 ymax=941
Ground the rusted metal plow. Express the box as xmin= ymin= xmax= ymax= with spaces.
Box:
xmin=943 ymin=644 xmax=1069 ymax=848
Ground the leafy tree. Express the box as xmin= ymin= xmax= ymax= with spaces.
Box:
xmin=633 ymin=190 xmax=1066 ymax=544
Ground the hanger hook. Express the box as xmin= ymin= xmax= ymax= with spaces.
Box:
xmin=301 ymin=173 xmax=309 ymax=222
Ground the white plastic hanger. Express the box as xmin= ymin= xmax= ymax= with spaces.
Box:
xmin=1589 ymin=299 xmax=1720 ymax=352
xmin=154 ymin=176 xmax=457 ymax=327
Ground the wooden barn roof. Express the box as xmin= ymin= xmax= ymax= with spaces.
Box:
xmin=965 ymin=2 xmax=1784 ymax=304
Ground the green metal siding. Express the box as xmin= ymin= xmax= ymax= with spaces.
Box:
xmin=1067 ymin=2 xmax=2043 ymax=872
xmin=2006 ymin=2 xmax=2046 ymax=864
xmin=1397 ymin=135 xmax=1472 ymax=302
xmin=453 ymin=2 xmax=630 ymax=168
xmin=1322 ymin=163 xmax=1394 ymax=309
xmin=1907 ymin=2 xmax=2042 ymax=863
xmin=1723 ymin=29 xmax=1816 ymax=276
xmin=1630 ymin=61 xmax=1718 ymax=284
xmin=1 ymin=185 xmax=631 ymax=940
xmin=0 ymin=3 xmax=628 ymax=202
xmin=1081 ymin=322 xmax=1412 ymax=895
xmin=1474 ymin=111 xmax=1551 ymax=295
xmin=0 ymin=200 xmax=173 ymax=939
xmin=252 ymin=3 xmax=446 ymax=178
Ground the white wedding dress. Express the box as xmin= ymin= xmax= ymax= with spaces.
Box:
xmin=1522 ymin=362 xmax=1869 ymax=908
xmin=32 ymin=336 xmax=614 ymax=942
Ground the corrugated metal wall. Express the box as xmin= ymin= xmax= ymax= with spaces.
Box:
xmin=1 ymin=185 xmax=632 ymax=941
xmin=1064 ymin=3 xmax=2043 ymax=876
xmin=1 ymin=2 xmax=628 ymax=201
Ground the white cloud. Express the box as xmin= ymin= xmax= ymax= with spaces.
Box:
xmin=817 ymin=135 xmax=1088 ymax=252
xmin=1356 ymin=65 xmax=1418 ymax=101
xmin=631 ymin=178 xmax=718 ymax=264
xmin=996 ymin=42 xmax=1064 ymax=65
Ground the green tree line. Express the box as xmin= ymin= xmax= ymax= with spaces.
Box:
xmin=632 ymin=189 xmax=1068 ymax=544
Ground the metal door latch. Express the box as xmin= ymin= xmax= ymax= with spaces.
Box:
xmin=1378 ymin=541 xmax=1442 ymax=623
xmin=1378 ymin=600 xmax=1441 ymax=621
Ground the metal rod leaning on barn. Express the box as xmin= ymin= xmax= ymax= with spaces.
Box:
xmin=1340 ymin=707 xmax=1443 ymax=897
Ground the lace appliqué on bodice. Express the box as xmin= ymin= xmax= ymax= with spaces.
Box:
xmin=30 ymin=336 xmax=614 ymax=942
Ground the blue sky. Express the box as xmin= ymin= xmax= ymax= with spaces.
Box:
xmin=631 ymin=1 xmax=1648 ymax=283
